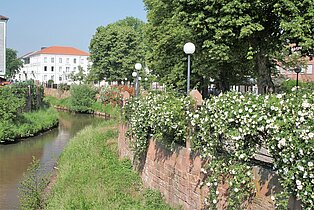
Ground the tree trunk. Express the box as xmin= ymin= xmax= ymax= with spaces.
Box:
xmin=201 ymin=76 xmax=209 ymax=99
xmin=256 ymin=52 xmax=274 ymax=94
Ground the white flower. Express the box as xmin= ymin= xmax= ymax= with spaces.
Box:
xmin=297 ymin=165 xmax=304 ymax=172
xmin=271 ymin=195 xmax=275 ymax=201
xmin=308 ymin=162 xmax=313 ymax=167
xmin=239 ymin=154 xmax=245 ymax=159
xmin=234 ymin=188 xmax=239 ymax=192
xmin=213 ymin=199 xmax=217 ymax=204
xmin=278 ymin=138 xmax=286 ymax=148
xmin=309 ymin=133 xmax=314 ymax=139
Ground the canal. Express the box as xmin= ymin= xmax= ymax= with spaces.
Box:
xmin=0 ymin=112 xmax=104 ymax=209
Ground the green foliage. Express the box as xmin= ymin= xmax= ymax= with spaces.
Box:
xmin=126 ymin=89 xmax=314 ymax=209
xmin=144 ymin=0 xmax=314 ymax=93
xmin=6 ymin=48 xmax=23 ymax=79
xmin=0 ymin=85 xmax=25 ymax=121
xmin=89 ymin=17 xmax=145 ymax=82
xmin=44 ymin=96 xmax=71 ymax=108
xmin=68 ymin=66 xmax=86 ymax=84
xmin=0 ymin=107 xmax=59 ymax=142
xmin=10 ymin=81 xmax=45 ymax=111
xmin=69 ymin=84 xmax=97 ymax=113
xmin=125 ymin=91 xmax=194 ymax=157
xmin=19 ymin=156 xmax=49 ymax=210
xmin=143 ymin=0 xmax=193 ymax=91
xmin=279 ymin=79 xmax=314 ymax=93
xmin=45 ymin=121 xmax=174 ymax=210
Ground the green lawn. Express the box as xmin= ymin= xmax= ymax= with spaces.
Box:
xmin=45 ymin=120 xmax=174 ymax=210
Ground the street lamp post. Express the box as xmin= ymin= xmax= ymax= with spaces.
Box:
xmin=133 ymin=63 xmax=142 ymax=97
xmin=294 ymin=66 xmax=302 ymax=90
xmin=132 ymin=71 xmax=138 ymax=97
xmin=184 ymin=42 xmax=195 ymax=94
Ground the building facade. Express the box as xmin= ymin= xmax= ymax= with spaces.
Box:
xmin=277 ymin=59 xmax=314 ymax=82
xmin=16 ymin=46 xmax=90 ymax=84
xmin=0 ymin=15 xmax=8 ymax=77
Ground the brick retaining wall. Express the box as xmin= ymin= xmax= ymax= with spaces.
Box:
xmin=118 ymin=124 xmax=300 ymax=210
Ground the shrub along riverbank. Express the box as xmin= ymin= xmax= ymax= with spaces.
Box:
xmin=0 ymin=107 xmax=59 ymax=143
xmin=0 ymin=81 xmax=59 ymax=143
xmin=44 ymin=84 xmax=121 ymax=118
xmin=45 ymin=121 xmax=174 ymax=210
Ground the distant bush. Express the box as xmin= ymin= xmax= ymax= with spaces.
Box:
xmin=279 ymin=79 xmax=314 ymax=93
xmin=69 ymin=84 xmax=97 ymax=113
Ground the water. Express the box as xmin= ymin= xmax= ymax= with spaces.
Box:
xmin=0 ymin=112 xmax=104 ymax=210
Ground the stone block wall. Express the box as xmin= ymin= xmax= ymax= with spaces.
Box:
xmin=44 ymin=88 xmax=70 ymax=99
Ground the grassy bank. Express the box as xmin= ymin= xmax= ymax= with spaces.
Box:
xmin=44 ymin=96 xmax=121 ymax=118
xmin=0 ymin=107 xmax=59 ymax=143
xmin=45 ymin=121 xmax=174 ymax=210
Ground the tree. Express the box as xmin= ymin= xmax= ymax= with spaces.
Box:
xmin=89 ymin=17 xmax=145 ymax=83
xmin=175 ymin=0 xmax=314 ymax=94
xmin=69 ymin=66 xmax=86 ymax=84
xmin=6 ymin=48 xmax=23 ymax=79
xmin=143 ymin=0 xmax=252 ymax=94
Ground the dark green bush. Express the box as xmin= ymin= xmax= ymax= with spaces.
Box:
xmin=10 ymin=81 xmax=44 ymax=111
xmin=0 ymin=85 xmax=25 ymax=121
xmin=69 ymin=84 xmax=97 ymax=113
xmin=279 ymin=79 xmax=314 ymax=93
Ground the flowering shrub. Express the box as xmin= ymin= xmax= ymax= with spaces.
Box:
xmin=125 ymin=88 xmax=314 ymax=209
xmin=100 ymin=85 xmax=134 ymax=107
xmin=125 ymin=91 xmax=194 ymax=157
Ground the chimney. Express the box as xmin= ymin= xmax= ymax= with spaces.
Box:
xmin=41 ymin=47 xmax=47 ymax=50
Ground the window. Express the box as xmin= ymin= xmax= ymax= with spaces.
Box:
xmin=51 ymin=66 xmax=54 ymax=71
xmin=44 ymin=57 xmax=47 ymax=63
xmin=74 ymin=58 xmax=77 ymax=64
xmin=59 ymin=76 xmax=62 ymax=81
xmin=74 ymin=67 xmax=77 ymax=72
xmin=80 ymin=58 xmax=84 ymax=64
xmin=66 ymin=67 xmax=70 ymax=72
xmin=44 ymin=66 xmax=47 ymax=71
xmin=51 ymin=57 xmax=54 ymax=63
xmin=44 ymin=75 xmax=47 ymax=81
xmin=66 ymin=58 xmax=70 ymax=64
xmin=59 ymin=66 xmax=62 ymax=72
xmin=59 ymin=58 xmax=62 ymax=63
xmin=51 ymin=75 xmax=54 ymax=81
xmin=307 ymin=64 xmax=313 ymax=74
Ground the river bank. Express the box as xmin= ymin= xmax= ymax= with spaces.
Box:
xmin=0 ymin=107 xmax=59 ymax=143
xmin=44 ymin=120 xmax=174 ymax=210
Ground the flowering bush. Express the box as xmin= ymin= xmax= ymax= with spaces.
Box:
xmin=100 ymin=85 xmax=134 ymax=107
xmin=125 ymin=91 xmax=194 ymax=157
xmin=125 ymin=87 xmax=314 ymax=209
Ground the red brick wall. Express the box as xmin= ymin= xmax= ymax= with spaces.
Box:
xmin=118 ymin=124 xmax=300 ymax=210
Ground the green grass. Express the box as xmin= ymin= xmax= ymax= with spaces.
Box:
xmin=45 ymin=121 xmax=175 ymax=210
xmin=0 ymin=107 xmax=59 ymax=142
xmin=45 ymin=96 xmax=121 ymax=118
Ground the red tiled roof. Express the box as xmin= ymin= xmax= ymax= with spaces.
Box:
xmin=0 ymin=15 xmax=9 ymax=20
xmin=35 ymin=46 xmax=89 ymax=56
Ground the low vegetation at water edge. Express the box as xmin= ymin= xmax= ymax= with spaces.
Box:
xmin=45 ymin=121 xmax=174 ymax=210
xmin=0 ymin=107 xmax=59 ymax=143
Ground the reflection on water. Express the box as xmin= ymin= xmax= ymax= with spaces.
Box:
xmin=0 ymin=112 xmax=103 ymax=210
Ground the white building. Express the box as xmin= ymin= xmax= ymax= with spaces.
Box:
xmin=16 ymin=46 xmax=91 ymax=84
xmin=0 ymin=15 xmax=8 ymax=78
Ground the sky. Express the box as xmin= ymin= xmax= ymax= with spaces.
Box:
xmin=0 ymin=0 xmax=147 ymax=56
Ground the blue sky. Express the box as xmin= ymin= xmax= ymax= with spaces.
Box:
xmin=0 ymin=0 xmax=147 ymax=56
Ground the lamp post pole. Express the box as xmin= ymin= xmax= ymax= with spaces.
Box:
xmin=134 ymin=63 xmax=142 ymax=97
xmin=294 ymin=66 xmax=302 ymax=91
xmin=184 ymin=42 xmax=195 ymax=94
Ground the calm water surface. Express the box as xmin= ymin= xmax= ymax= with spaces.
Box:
xmin=0 ymin=112 xmax=104 ymax=210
